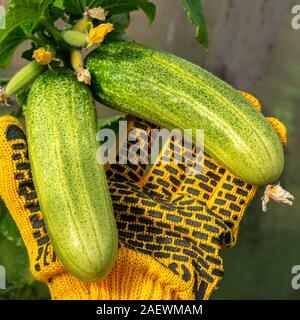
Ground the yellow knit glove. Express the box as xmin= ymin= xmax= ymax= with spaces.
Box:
xmin=102 ymin=91 xmax=287 ymax=300
xmin=0 ymin=116 xmax=194 ymax=299
xmin=0 ymin=92 xmax=286 ymax=300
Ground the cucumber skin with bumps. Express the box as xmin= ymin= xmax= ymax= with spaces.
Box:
xmin=86 ymin=41 xmax=284 ymax=186
xmin=26 ymin=69 xmax=117 ymax=281
xmin=5 ymin=61 xmax=46 ymax=96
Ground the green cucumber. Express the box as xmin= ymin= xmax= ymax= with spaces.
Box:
xmin=62 ymin=30 xmax=88 ymax=48
xmin=25 ymin=68 xmax=117 ymax=281
xmin=6 ymin=61 xmax=46 ymax=96
xmin=86 ymin=41 xmax=284 ymax=186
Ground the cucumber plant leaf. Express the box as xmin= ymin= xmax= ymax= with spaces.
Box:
xmin=0 ymin=193 xmax=49 ymax=299
xmin=97 ymin=115 xmax=126 ymax=135
xmin=21 ymin=42 xmax=39 ymax=62
xmin=53 ymin=0 xmax=65 ymax=11
xmin=9 ymin=107 xmax=24 ymax=119
xmin=63 ymin=0 xmax=156 ymax=24
xmin=0 ymin=0 xmax=55 ymax=69
xmin=0 ymin=281 xmax=50 ymax=300
xmin=105 ymin=0 xmax=155 ymax=23
xmin=0 ymin=199 xmax=22 ymax=243
xmin=0 ymin=0 xmax=54 ymax=43
xmin=0 ymin=78 xmax=11 ymax=85
xmin=102 ymin=0 xmax=156 ymax=24
xmin=181 ymin=0 xmax=209 ymax=48
xmin=134 ymin=0 xmax=156 ymax=24
xmin=0 ymin=233 xmax=30 ymax=287
xmin=110 ymin=13 xmax=131 ymax=32
xmin=105 ymin=13 xmax=131 ymax=42
xmin=0 ymin=28 xmax=27 ymax=69
xmin=13 ymin=87 xmax=30 ymax=118
xmin=62 ymin=0 xmax=86 ymax=16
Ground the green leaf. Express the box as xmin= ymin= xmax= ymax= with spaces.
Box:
xmin=110 ymin=12 xmax=130 ymax=30
xmin=63 ymin=0 xmax=86 ymax=16
xmin=97 ymin=115 xmax=125 ymax=135
xmin=16 ymin=86 xmax=30 ymax=111
xmin=109 ymin=13 xmax=130 ymax=32
xmin=0 ymin=0 xmax=54 ymax=43
xmin=0 ymin=28 xmax=27 ymax=69
xmin=136 ymin=1 xmax=156 ymax=24
xmin=9 ymin=107 xmax=25 ymax=119
xmin=21 ymin=22 xmax=38 ymax=37
xmin=21 ymin=42 xmax=38 ymax=62
xmin=48 ymin=5 xmax=66 ymax=23
xmin=0 ymin=200 xmax=49 ymax=300
xmin=0 ymin=233 xmax=29 ymax=286
xmin=0 ymin=0 xmax=55 ymax=69
xmin=105 ymin=4 xmax=138 ymax=15
xmin=103 ymin=0 xmax=156 ymax=24
xmin=181 ymin=0 xmax=209 ymax=48
xmin=104 ymin=31 xmax=129 ymax=43
xmin=105 ymin=13 xmax=131 ymax=42
xmin=0 ymin=203 xmax=34 ymax=295
xmin=0 ymin=281 xmax=50 ymax=300
xmin=0 ymin=78 xmax=11 ymax=85
xmin=0 ymin=199 xmax=22 ymax=243
xmin=63 ymin=0 xmax=155 ymax=24
xmin=53 ymin=0 xmax=65 ymax=10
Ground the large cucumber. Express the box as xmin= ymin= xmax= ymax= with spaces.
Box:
xmin=26 ymin=69 xmax=117 ymax=281
xmin=86 ymin=41 xmax=284 ymax=186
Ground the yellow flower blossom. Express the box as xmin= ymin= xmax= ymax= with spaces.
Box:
xmin=87 ymin=23 xmax=113 ymax=47
xmin=32 ymin=47 xmax=54 ymax=65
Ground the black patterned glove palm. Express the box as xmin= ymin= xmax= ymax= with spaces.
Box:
xmin=106 ymin=117 xmax=257 ymax=299
xmin=105 ymin=91 xmax=287 ymax=300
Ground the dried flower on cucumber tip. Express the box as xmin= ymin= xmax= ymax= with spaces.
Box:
xmin=262 ymin=183 xmax=294 ymax=212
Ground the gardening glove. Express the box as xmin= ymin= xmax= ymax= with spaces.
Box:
xmin=0 ymin=91 xmax=287 ymax=300
xmin=0 ymin=115 xmax=193 ymax=300
xmin=101 ymin=90 xmax=287 ymax=300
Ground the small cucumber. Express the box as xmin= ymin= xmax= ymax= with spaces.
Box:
xmin=62 ymin=30 xmax=88 ymax=48
xmin=6 ymin=61 xmax=46 ymax=96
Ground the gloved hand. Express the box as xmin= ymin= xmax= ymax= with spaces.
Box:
xmin=0 ymin=92 xmax=286 ymax=300
xmin=104 ymin=91 xmax=287 ymax=300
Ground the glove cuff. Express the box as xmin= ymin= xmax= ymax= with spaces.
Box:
xmin=48 ymin=246 xmax=194 ymax=300
xmin=48 ymin=272 xmax=90 ymax=300
xmin=91 ymin=246 xmax=194 ymax=300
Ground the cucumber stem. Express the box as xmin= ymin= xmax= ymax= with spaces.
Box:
xmin=70 ymin=48 xmax=91 ymax=85
xmin=41 ymin=18 xmax=68 ymax=52
xmin=73 ymin=16 xmax=92 ymax=33
xmin=29 ymin=36 xmax=44 ymax=47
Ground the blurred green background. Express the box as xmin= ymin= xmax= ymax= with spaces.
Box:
xmin=0 ymin=0 xmax=299 ymax=299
